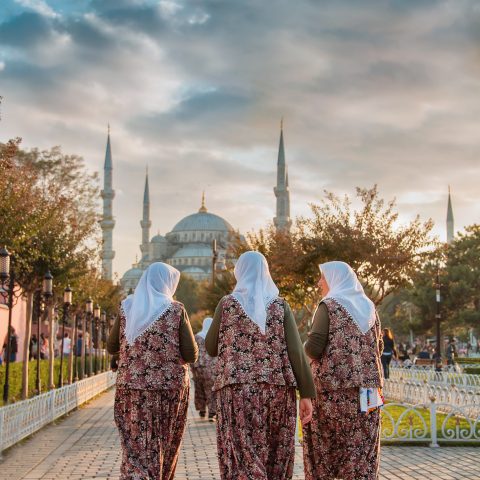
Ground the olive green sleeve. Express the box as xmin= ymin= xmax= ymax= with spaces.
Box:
xmin=107 ymin=315 xmax=121 ymax=355
xmin=304 ymin=303 xmax=330 ymax=360
xmin=179 ymin=308 xmax=199 ymax=363
xmin=284 ymin=301 xmax=316 ymax=399
xmin=205 ymin=298 xmax=223 ymax=357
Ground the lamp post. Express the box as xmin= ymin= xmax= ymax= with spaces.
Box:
xmin=58 ymin=285 xmax=72 ymax=387
xmin=93 ymin=303 xmax=100 ymax=375
xmin=0 ymin=247 xmax=22 ymax=404
xmin=100 ymin=311 xmax=107 ymax=372
xmin=107 ymin=314 xmax=115 ymax=369
xmin=211 ymin=239 xmax=218 ymax=287
xmin=85 ymin=298 xmax=93 ymax=376
xmin=73 ymin=313 xmax=80 ymax=382
xmin=93 ymin=304 xmax=101 ymax=374
xmin=435 ymin=269 xmax=442 ymax=361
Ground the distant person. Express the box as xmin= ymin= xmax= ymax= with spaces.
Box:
xmin=303 ymin=261 xmax=384 ymax=480
xmin=446 ymin=339 xmax=457 ymax=366
xmin=2 ymin=326 xmax=18 ymax=362
xmin=417 ymin=345 xmax=431 ymax=360
xmin=76 ymin=333 xmax=83 ymax=356
xmin=40 ymin=333 xmax=49 ymax=359
xmin=30 ymin=334 xmax=38 ymax=360
xmin=381 ymin=328 xmax=396 ymax=379
xmin=108 ymin=262 xmax=198 ymax=479
xmin=206 ymin=251 xmax=314 ymax=480
xmin=191 ymin=317 xmax=217 ymax=421
xmin=62 ymin=332 xmax=71 ymax=356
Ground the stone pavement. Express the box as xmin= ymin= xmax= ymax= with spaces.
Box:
xmin=0 ymin=388 xmax=478 ymax=480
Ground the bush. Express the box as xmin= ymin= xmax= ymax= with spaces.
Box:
xmin=0 ymin=356 xmax=107 ymax=406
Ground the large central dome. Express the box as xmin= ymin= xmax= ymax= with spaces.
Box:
xmin=172 ymin=211 xmax=234 ymax=233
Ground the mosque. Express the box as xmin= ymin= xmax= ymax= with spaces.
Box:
xmin=99 ymin=125 xmax=292 ymax=290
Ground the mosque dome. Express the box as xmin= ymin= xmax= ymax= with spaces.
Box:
xmin=171 ymin=194 xmax=234 ymax=234
xmin=151 ymin=233 xmax=167 ymax=243
xmin=122 ymin=266 xmax=143 ymax=280
xmin=172 ymin=244 xmax=213 ymax=258
xmin=172 ymin=211 xmax=233 ymax=233
xmin=182 ymin=267 xmax=206 ymax=274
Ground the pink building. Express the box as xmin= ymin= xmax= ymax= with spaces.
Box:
xmin=0 ymin=292 xmax=28 ymax=362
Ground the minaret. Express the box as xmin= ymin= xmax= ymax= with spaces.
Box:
xmin=446 ymin=186 xmax=454 ymax=244
xmin=273 ymin=119 xmax=292 ymax=232
xmin=140 ymin=168 xmax=151 ymax=262
xmin=100 ymin=125 xmax=115 ymax=280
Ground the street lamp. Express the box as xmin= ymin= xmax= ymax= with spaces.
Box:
xmin=0 ymin=247 xmax=22 ymax=404
xmin=73 ymin=313 xmax=80 ymax=382
xmin=434 ymin=269 xmax=442 ymax=362
xmin=93 ymin=304 xmax=101 ymax=374
xmin=58 ymin=285 xmax=72 ymax=387
xmin=100 ymin=310 xmax=106 ymax=372
xmin=85 ymin=298 xmax=93 ymax=377
xmin=35 ymin=270 xmax=53 ymax=394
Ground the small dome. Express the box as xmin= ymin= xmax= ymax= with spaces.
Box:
xmin=171 ymin=211 xmax=233 ymax=233
xmin=172 ymin=244 xmax=213 ymax=258
xmin=151 ymin=234 xmax=167 ymax=243
xmin=182 ymin=266 xmax=206 ymax=274
xmin=122 ymin=267 xmax=143 ymax=280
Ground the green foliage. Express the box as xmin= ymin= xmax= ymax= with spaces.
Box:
xmin=176 ymin=274 xmax=202 ymax=314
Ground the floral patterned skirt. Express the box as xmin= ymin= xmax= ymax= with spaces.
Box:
xmin=216 ymin=383 xmax=297 ymax=480
xmin=191 ymin=366 xmax=216 ymax=415
xmin=114 ymin=386 xmax=189 ymax=480
xmin=302 ymin=386 xmax=380 ymax=480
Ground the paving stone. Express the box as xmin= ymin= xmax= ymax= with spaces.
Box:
xmin=0 ymin=388 xmax=478 ymax=479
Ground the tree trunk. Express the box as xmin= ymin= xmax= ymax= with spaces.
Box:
xmin=48 ymin=304 xmax=55 ymax=389
xmin=21 ymin=290 xmax=34 ymax=400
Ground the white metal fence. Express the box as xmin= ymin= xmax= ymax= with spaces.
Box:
xmin=389 ymin=366 xmax=480 ymax=388
xmin=380 ymin=377 xmax=480 ymax=445
xmin=0 ymin=371 xmax=116 ymax=454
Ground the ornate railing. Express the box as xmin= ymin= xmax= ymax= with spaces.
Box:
xmin=390 ymin=366 xmax=480 ymax=388
xmin=0 ymin=371 xmax=116 ymax=455
xmin=381 ymin=400 xmax=480 ymax=446
xmin=384 ymin=377 xmax=480 ymax=416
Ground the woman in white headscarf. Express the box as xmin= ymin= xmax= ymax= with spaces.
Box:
xmin=107 ymin=262 xmax=198 ymax=480
xmin=205 ymin=251 xmax=315 ymax=480
xmin=302 ymin=261 xmax=384 ymax=480
xmin=191 ymin=317 xmax=217 ymax=420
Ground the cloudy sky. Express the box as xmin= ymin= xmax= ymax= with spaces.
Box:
xmin=1 ymin=0 xmax=479 ymax=278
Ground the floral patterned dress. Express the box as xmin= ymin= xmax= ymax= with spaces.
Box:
xmin=114 ymin=302 xmax=190 ymax=480
xmin=191 ymin=335 xmax=217 ymax=416
xmin=302 ymin=298 xmax=384 ymax=480
xmin=214 ymin=295 xmax=297 ymax=480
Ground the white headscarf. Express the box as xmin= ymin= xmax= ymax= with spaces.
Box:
xmin=320 ymin=261 xmax=376 ymax=334
xmin=197 ymin=317 xmax=213 ymax=339
xmin=232 ymin=251 xmax=279 ymax=334
xmin=122 ymin=262 xmax=181 ymax=345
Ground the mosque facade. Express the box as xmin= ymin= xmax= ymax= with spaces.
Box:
xmin=100 ymin=124 xmax=292 ymax=290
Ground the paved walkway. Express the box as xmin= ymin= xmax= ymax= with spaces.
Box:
xmin=0 ymin=389 xmax=478 ymax=479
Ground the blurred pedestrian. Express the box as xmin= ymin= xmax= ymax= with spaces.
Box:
xmin=191 ymin=317 xmax=217 ymax=421
xmin=2 ymin=326 xmax=18 ymax=362
xmin=381 ymin=328 xmax=396 ymax=379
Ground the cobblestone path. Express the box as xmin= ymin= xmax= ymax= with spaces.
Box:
xmin=0 ymin=388 xmax=478 ymax=479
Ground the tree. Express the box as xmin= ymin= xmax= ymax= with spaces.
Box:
xmin=405 ymin=226 xmax=480 ymax=339
xmin=176 ymin=274 xmax=202 ymax=314
xmin=246 ymin=186 xmax=434 ymax=333
xmin=0 ymin=144 xmax=101 ymax=397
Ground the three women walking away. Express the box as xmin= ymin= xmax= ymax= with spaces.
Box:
xmin=205 ymin=251 xmax=315 ymax=480
xmin=108 ymin=262 xmax=198 ymax=480
xmin=303 ymin=261 xmax=384 ymax=480
xmin=191 ymin=317 xmax=217 ymax=421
